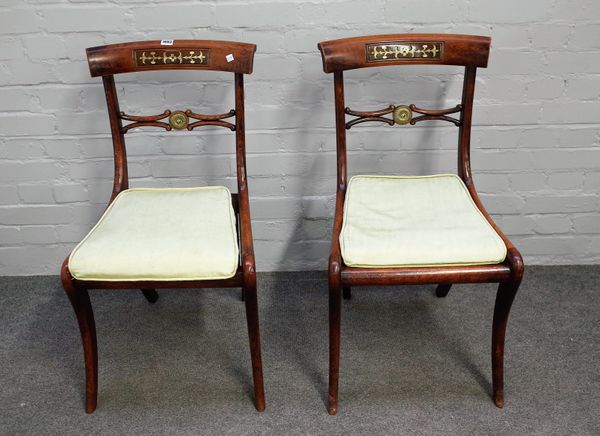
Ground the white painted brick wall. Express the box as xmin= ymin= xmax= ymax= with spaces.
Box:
xmin=1 ymin=0 xmax=599 ymax=274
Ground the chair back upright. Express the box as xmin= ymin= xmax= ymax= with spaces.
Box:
xmin=318 ymin=34 xmax=491 ymax=190
xmin=86 ymin=40 xmax=256 ymax=203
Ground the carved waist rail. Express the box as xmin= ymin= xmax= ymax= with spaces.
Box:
xmin=345 ymin=104 xmax=462 ymax=129
xmin=119 ymin=109 xmax=236 ymax=133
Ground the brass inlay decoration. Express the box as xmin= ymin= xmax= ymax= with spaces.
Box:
xmin=119 ymin=109 xmax=236 ymax=133
xmin=345 ymin=104 xmax=462 ymax=129
xmin=169 ymin=111 xmax=188 ymax=130
xmin=366 ymin=42 xmax=443 ymax=62
xmin=393 ymin=106 xmax=412 ymax=125
xmin=134 ymin=49 xmax=210 ymax=67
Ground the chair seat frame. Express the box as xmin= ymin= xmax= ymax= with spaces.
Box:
xmin=61 ymin=40 xmax=265 ymax=413
xmin=319 ymin=34 xmax=524 ymax=415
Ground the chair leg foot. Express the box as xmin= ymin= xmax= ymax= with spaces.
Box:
xmin=141 ymin=289 xmax=159 ymax=303
xmin=243 ymin=286 xmax=265 ymax=411
xmin=436 ymin=284 xmax=451 ymax=298
xmin=62 ymin=266 xmax=98 ymax=414
xmin=328 ymin=284 xmax=342 ymax=415
xmin=492 ymin=280 xmax=520 ymax=408
xmin=342 ymin=286 xmax=351 ymax=300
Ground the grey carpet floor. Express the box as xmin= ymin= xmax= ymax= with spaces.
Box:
xmin=0 ymin=266 xmax=598 ymax=435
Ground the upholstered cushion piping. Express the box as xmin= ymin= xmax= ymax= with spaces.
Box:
xmin=339 ymin=174 xmax=507 ymax=268
xmin=68 ymin=186 xmax=239 ymax=281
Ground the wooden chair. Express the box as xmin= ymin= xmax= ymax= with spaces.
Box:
xmin=318 ymin=34 xmax=524 ymax=414
xmin=61 ymin=40 xmax=265 ymax=413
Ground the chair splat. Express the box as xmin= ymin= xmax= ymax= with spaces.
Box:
xmin=119 ymin=109 xmax=236 ymax=133
xmin=344 ymin=103 xmax=462 ymax=129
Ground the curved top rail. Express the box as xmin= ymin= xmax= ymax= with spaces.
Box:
xmin=86 ymin=40 xmax=256 ymax=77
xmin=318 ymin=34 xmax=491 ymax=73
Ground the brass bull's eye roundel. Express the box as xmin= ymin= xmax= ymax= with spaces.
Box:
xmin=169 ymin=111 xmax=188 ymax=130
xmin=393 ymin=105 xmax=412 ymax=125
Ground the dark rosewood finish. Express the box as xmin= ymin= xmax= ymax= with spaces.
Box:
xmin=186 ymin=109 xmax=236 ymax=131
xmin=319 ymin=34 xmax=523 ymax=415
xmin=119 ymin=109 xmax=236 ymax=133
xmin=86 ymin=40 xmax=256 ymax=76
xmin=141 ymin=288 xmax=159 ymax=303
xmin=119 ymin=110 xmax=173 ymax=132
xmin=62 ymin=40 xmax=264 ymax=413
xmin=62 ymin=260 xmax=97 ymax=414
xmin=318 ymin=34 xmax=490 ymax=73
xmin=344 ymin=103 xmax=462 ymax=129
xmin=409 ymin=104 xmax=462 ymax=126
xmin=342 ymin=287 xmax=351 ymax=300
xmin=435 ymin=284 xmax=452 ymax=298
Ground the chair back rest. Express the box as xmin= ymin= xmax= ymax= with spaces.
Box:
xmin=318 ymin=34 xmax=489 ymax=72
xmin=85 ymin=40 xmax=256 ymax=201
xmin=318 ymin=34 xmax=491 ymax=188
xmin=87 ymin=40 xmax=255 ymax=76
